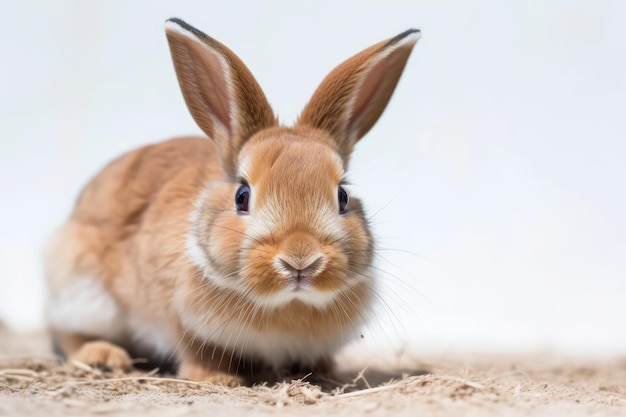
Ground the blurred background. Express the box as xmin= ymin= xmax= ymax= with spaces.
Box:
xmin=1 ymin=1 xmax=624 ymax=356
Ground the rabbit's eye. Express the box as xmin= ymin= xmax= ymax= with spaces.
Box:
xmin=338 ymin=186 xmax=349 ymax=213
xmin=235 ymin=184 xmax=250 ymax=214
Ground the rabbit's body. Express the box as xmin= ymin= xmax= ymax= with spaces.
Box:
xmin=46 ymin=18 xmax=419 ymax=385
xmin=47 ymin=137 xmax=220 ymax=357
xmin=48 ymin=136 xmax=369 ymax=370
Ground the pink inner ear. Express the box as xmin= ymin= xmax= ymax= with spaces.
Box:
xmin=346 ymin=56 xmax=389 ymax=137
xmin=187 ymin=39 xmax=233 ymax=137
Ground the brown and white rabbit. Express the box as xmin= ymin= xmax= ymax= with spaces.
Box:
xmin=45 ymin=18 xmax=419 ymax=386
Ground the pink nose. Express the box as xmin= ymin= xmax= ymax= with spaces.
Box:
xmin=276 ymin=254 xmax=327 ymax=281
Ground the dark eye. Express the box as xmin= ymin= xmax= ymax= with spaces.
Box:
xmin=235 ymin=184 xmax=250 ymax=214
xmin=338 ymin=185 xmax=349 ymax=213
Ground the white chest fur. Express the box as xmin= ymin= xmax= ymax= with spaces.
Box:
xmin=179 ymin=308 xmax=348 ymax=369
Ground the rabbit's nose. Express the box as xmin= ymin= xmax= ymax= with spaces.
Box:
xmin=275 ymin=232 xmax=328 ymax=281
xmin=275 ymin=254 xmax=327 ymax=281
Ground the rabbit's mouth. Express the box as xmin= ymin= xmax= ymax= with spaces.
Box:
xmin=288 ymin=276 xmax=311 ymax=292
xmin=252 ymin=279 xmax=340 ymax=308
xmin=291 ymin=274 xmax=313 ymax=292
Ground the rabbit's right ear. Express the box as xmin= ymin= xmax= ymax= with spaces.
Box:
xmin=297 ymin=29 xmax=420 ymax=164
xmin=165 ymin=18 xmax=277 ymax=177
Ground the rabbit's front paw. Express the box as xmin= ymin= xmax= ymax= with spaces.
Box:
xmin=178 ymin=362 xmax=243 ymax=386
xmin=70 ymin=340 xmax=132 ymax=371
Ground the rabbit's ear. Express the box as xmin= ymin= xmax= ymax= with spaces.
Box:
xmin=165 ymin=18 xmax=277 ymax=177
xmin=297 ymin=29 xmax=420 ymax=163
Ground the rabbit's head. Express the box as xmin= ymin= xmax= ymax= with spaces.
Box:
xmin=166 ymin=18 xmax=419 ymax=315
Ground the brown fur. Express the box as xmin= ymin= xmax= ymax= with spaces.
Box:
xmin=46 ymin=19 xmax=419 ymax=385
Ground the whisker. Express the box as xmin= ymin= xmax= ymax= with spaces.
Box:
xmin=366 ymin=198 xmax=395 ymax=222
xmin=236 ymin=299 xmax=264 ymax=375
xmin=223 ymin=290 xmax=259 ymax=373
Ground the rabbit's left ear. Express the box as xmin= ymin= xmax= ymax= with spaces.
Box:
xmin=297 ymin=29 xmax=420 ymax=163
xmin=165 ymin=18 xmax=277 ymax=177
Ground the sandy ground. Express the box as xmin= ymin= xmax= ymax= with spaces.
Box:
xmin=1 ymin=323 xmax=625 ymax=417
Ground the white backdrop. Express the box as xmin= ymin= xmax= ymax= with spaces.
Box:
xmin=1 ymin=1 xmax=624 ymax=355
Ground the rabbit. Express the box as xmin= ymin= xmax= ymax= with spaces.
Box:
xmin=45 ymin=17 xmax=420 ymax=386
